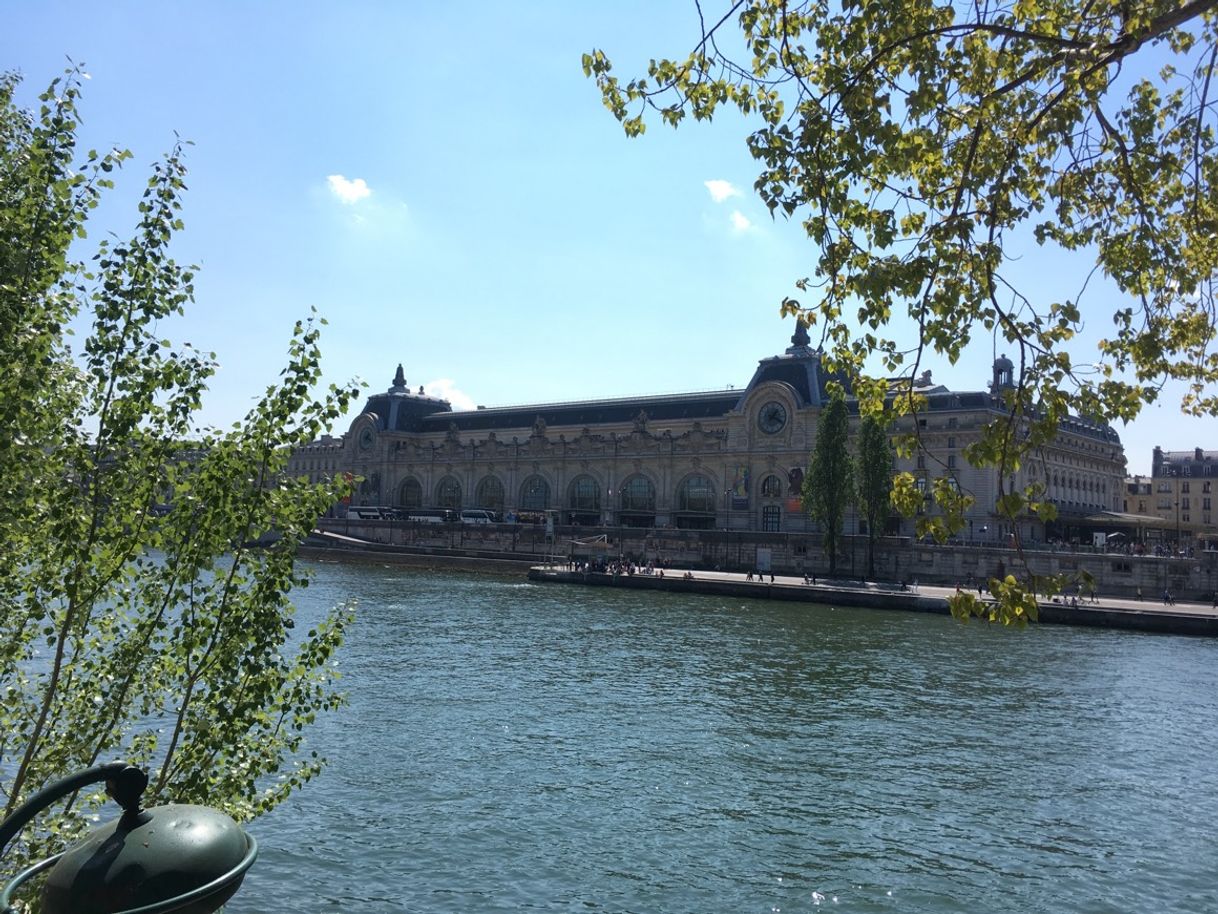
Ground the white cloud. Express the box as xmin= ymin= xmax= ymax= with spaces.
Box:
xmin=704 ymin=179 xmax=740 ymax=203
xmin=327 ymin=174 xmax=372 ymax=204
xmin=423 ymin=378 xmax=476 ymax=411
xmin=730 ymin=210 xmax=752 ymax=232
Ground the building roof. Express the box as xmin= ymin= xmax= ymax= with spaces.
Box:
xmin=424 ymin=389 xmax=742 ymax=433
xmin=1152 ymin=446 xmax=1218 ymax=476
xmin=353 ymin=329 xmax=1122 ymax=445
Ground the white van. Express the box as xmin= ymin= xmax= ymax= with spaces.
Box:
xmin=460 ymin=509 xmax=497 ymax=524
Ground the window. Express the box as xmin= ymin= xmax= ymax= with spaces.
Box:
xmin=761 ymin=504 xmax=781 ymax=531
xmin=1158 ymin=482 xmax=1173 ymax=493
xmin=761 ymin=474 xmax=783 ymax=498
xmin=519 ymin=475 xmax=550 ymax=510
xmin=1204 ymin=481 xmax=1212 ymax=493
xmin=916 ymin=455 xmax=926 ymax=469
xmin=677 ymin=474 xmax=717 ymax=513
xmin=475 ymin=476 xmax=505 ymax=512
xmin=947 ymin=455 xmax=957 ymax=469
xmin=568 ymin=475 xmax=601 ymax=512
xmin=1183 ymin=513 xmax=1191 ymax=523
xmin=1158 ymin=498 xmax=1172 ymax=510
xmin=1204 ymin=498 xmax=1212 ymax=511
xmin=947 ymin=417 xmax=958 ymax=428
xmin=619 ymin=475 xmax=656 ymax=512
xmin=1183 ymin=497 xmax=1191 ymax=510
xmin=947 ymin=436 xmax=956 ymax=449
xmin=399 ymin=477 xmax=423 ymax=508
xmin=436 ymin=476 xmax=462 ymax=509
xmin=1183 ymin=481 xmax=1191 ymax=493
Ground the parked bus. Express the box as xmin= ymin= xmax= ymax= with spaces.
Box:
xmin=460 ymin=509 xmax=499 ymax=524
xmin=403 ymin=508 xmax=458 ymax=524
xmin=347 ymin=506 xmax=393 ymax=521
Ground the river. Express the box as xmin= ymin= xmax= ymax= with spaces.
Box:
xmin=236 ymin=559 xmax=1218 ymax=913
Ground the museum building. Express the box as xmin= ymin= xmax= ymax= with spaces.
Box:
xmin=288 ymin=325 xmax=1128 ymax=543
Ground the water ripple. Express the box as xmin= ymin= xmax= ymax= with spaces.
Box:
xmin=239 ymin=563 xmax=1218 ymax=913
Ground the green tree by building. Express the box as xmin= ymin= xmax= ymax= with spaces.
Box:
xmin=856 ymin=415 xmax=895 ymax=579
xmin=583 ymin=0 xmax=1212 ymax=624
xmin=802 ymin=390 xmax=853 ymax=577
xmin=0 ymin=70 xmax=360 ymax=877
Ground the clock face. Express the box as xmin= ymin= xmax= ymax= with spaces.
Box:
xmin=758 ymin=401 xmax=788 ymax=434
xmin=358 ymin=427 xmax=375 ymax=451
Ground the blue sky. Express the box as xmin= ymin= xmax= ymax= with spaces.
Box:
xmin=4 ymin=1 xmax=1209 ymax=474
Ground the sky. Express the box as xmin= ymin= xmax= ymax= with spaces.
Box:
xmin=3 ymin=1 xmax=1212 ymax=475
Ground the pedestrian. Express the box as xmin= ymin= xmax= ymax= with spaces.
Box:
xmin=1136 ymin=586 xmax=1142 ymax=601
xmin=770 ymin=572 xmax=775 ymax=583
xmin=1163 ymin=587 xmax=1171 ymax=605
xmin=746 ymin=570 xmax=753 ymax=582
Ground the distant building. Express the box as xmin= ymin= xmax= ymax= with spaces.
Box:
xmin=289 ymin=326 xmax=1127 ymax=543
xmin=1124 ymin=447 xmax=1218 ymax=544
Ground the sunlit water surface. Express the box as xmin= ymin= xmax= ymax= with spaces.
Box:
xmin=237 ymin=561 xmax=1218 ymax=913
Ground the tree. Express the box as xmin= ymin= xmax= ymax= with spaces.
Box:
xmin=584 ymin=0 xmax=1218 ymax=623
xmin=856 ymin=415 xmax=895 ymax=578
xmin=0 ymin=69 xmax=361 ymax=879
xmin=802 ymin=389 xmax=853 ymax=576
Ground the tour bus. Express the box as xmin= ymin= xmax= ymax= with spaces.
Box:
xmin=460 ymin=509 xmax=499 ymax=524
xmin=346 ymin=506 xmax=392 ymax=521
xmin=403 ymin=508 xmax=458 ymax=524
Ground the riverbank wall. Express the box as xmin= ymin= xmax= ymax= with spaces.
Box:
xmin=526 ymin=567 xmax=1218 ymax=637
xmin=316 ymin=519 xmax=1218 ymax=601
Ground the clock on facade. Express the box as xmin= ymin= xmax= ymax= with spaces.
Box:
xmin=757 ymin=401 xmax=787 ymax=434
xmin=358 ymin=426 xmax=375 ymax=452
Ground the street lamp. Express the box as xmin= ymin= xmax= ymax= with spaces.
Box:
xmin=1 ymin=762 xmax=256 ymax=914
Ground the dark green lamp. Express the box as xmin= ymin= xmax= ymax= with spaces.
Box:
xmin=0 ymin=762 xmax=257 ymax=914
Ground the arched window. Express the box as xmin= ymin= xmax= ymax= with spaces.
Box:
xmin=475 ymin=476 xmax=505 ymax=512
xmin=761 ymin=474 xmax=783 ymax=498
xmin=399 ymin=477 xmax=422 ymax=508
xmin=436 ymin=476 xmax=462 ymax=509
xmin=619 ymin=475 xmax=655 ymax=512
xmin=568 ymin=475 xmax=600 ymax=511
xmin=677 ymin=474 xmax=717 ymax=513
xmin=519 ymin=475 xmax=550 ymax=510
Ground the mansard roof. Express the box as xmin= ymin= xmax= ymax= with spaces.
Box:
xmin=356 ymin=325 xmax=1120 ymax=446
xmin=423 ymin=389 xmax=741 ymax=433
xmin=738 ymin=321 xmax=847 ymax=408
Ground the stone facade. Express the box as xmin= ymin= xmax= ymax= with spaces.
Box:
xmin=1124 ymin=447 xmax=1218 ymax=544
xmin=288 ymin=328 xmax=1127 ymax=542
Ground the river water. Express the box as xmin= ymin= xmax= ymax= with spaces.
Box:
xmin=237 ymin=560 xmax=1218 ymax=913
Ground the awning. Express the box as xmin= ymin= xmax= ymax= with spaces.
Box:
xmin=1081 ymin=511 xmax=1170 ymax=527
xmin=570 ymin=535 xmax=613 ymax=554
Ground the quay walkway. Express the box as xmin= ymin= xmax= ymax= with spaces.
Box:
xmin=528 ymin=564 xmax=1218 ymax=638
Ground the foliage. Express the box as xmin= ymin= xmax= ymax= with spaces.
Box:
xmin=0 ymin=69 xmax=360 ymax=880
xmin=802 ymin=390 xmax=853 ymax=575
xmin=855 ymin=415 xmax=894 ymax=577
xmin=948 ymin=574 xmax=1040 ymax=627
xmin=584 ymin=0 xmax=1218 ymax=621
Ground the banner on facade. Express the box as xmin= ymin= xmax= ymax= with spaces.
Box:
xmin=730 ymin=465 xmax=750 ymax=497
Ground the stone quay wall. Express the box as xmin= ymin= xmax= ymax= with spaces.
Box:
xmin=315 ymin=519 xmax=1218 ymax=601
